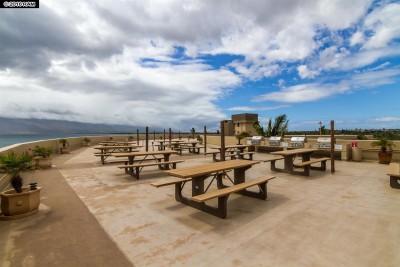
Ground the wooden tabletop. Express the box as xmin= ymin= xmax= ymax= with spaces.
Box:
xmin=111 ymin=150 xmax=179 ymax=157
xmin=94 ymin=145 xmax=143 ymax=149
xmin=271 ymin=148 xmax=316 ymax=156
xmin=210 ymin=145 xmax=252 ymax=149
xmin=165 ymin=159 xmax=259 ymax=178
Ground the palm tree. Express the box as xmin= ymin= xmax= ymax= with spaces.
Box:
xmin=235 ymin=132 xmax=251 ymax=144
xmin=190 ymin=127 xmax=195 ymax=139
xmin=372 ymin=137 xmax=394 ymax=153
xmin=253 ymin=121 xmax=265 ymax=136
xmin=270 ymin=114 xmax=288 ymax=137
xmin=0 ymin=151 xmax=33 ymax=193
xmin=253 ymin=114 xmax=289 ymax=137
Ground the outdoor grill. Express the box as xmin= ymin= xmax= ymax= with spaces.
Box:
xmin=250 ymin=136 xmax=264 ymax=145
xmin=290 ymin=136 xmax=307 ymax=148
xmin=317 ymin=137 xmax=333 ymax=149
xmin=269 ymin=136 xmax=283 ymax=146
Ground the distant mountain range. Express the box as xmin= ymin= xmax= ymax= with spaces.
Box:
xmin=0 ymin=117 xmax=148 ymax=134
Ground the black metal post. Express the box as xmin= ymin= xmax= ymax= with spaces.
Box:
xmin=136 ymin=129 xmax=139 ymax=145
xmin=145 ymin=127 xmax=149 ymax=152
xmin=220 ymin=121 xmax=225 ymax=161
xmin=204 ymin=126 xmax=207 ymax=154
xmin=330 ymin=120 xmax=335 ymax=174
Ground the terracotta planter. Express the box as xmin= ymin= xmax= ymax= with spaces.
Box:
xmin=0 ymin=187 xmax=41 ymax=218
xmin=378 ymin=152 xmax=392 ymax=164
xmin=35 ymin=157 xmax=53 ymax=168
xmin=60 ymin=147 xmax=70 ymax=154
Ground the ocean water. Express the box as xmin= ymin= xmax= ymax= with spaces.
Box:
xmin=0 ymin=133 xmax=125 ymax=149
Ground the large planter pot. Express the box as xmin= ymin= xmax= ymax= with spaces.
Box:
xmin=0 ymin=187 xmax=42 ymax=220
xmin=352 ymin=147 xmax=362 ymax=162
xmin=35 ymin=157 xmax=53 ymax=168
xmin=378 ymin=152 xmax=392 ymax=164
xmin=60 ymin=147 xmax=70 ymax=154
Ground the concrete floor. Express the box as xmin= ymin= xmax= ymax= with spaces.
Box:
xmin=2 ymin=147 xmax=400 ymax=267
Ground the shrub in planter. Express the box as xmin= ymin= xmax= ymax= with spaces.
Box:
xmin=59 ymin=139 xmax=70 ymax=154
xmin=33 ymin=146 xmax=54 ymax=168
xmin=0 ymin=151 xmax=41 ymax=218
xmin=82 ymin=137 xmax=91 ymax=147
xmin=371 ymin=137 xmax=395 ymax=164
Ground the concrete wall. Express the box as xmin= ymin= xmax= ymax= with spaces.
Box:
xmin=0 ymin=133 xmax=192 ymax=191
xmin=205 ymin=135 xmax=400 ymax=162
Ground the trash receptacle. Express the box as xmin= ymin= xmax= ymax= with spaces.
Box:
xmin=351 ymin=142 xmax=362 ymax=162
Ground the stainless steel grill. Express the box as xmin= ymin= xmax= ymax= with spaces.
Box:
xmin=317 ymin=137 xmax=332 ymax=149
xmin=290 ymin=137 xmax=307 ymax=148
xmin=250 ymin=136 xmax=264 ymax=145
xmin=269 ymin=136 xmax=282 ymax=146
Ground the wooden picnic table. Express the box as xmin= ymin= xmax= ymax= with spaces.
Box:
xmin=160 ymin=159 xmax=272 ymax=218
xmin=172 ymin=141 xmax=204 ymax=154
xmin=270 ymin=148 xmax=317 ymax=176
xmin=99 ymin=141 xmax=137 ymax=146
xmin=208 ymin=145 xmax=254 ymax=161
xmin=210 ymin=144 xmax=252 ymax=153
xmin=112 ymin=150 xmax=180 ymax=178
xmin=94 ymin=145 xmax=142 ymax=154
xmin=94 ymin=145 xmax=142 ymax=164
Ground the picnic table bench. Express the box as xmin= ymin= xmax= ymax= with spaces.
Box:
xmin=94 ymin=153 xmax=124 ymax=165
xmin=112 ymin=150 xmax=180 ymax=179
xmin=191 ymin=175 xmax=276 ymax=218
xmin=293 ymin=157 xmax=331 ymax=171
xmin=387 ymin=163 xmax=400 ymax=189
xmin=175 ymin=145 xmax=205 ymax=155
xmin=205 ymin=151 xmax=237 ymax=161
xmin=205 ymin=151 xmax=255 ymax=161
xmin=155 ymin=159 xmax=275 ymax=218
xmin=270 ymin=148 xmax=327 ymax=176
xmin=117 ymin=160 xmax=185 ymax=179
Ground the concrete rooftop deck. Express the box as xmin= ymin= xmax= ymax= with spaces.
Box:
xmin=1 ymin=146 xmax=399 ymax=266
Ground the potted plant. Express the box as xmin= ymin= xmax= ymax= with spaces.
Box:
xmin=0 ymin=151 xmax=41 ymax=219
xmin=33 ymin=146 xmax=54 ymax=168
xmin=82 ymin=137 xmax=91 ymax=147
xmin=371 ymin=136 xmax=395 ymax=164
xmin=59 ymin=139 xmax=70 ymax=154
xmin=196 ymin=135 xmax=203 ymax=144
xmin=235 ymin=132 xmax=251 ymax=145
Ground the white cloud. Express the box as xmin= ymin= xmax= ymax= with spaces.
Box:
xmin=371 ymin=117 xmax=400 ymax=122
xmin=297 ymin=65 xmax=320 ymax=79
xmin=362 ymin=3 xmax=400 ymax=50
xmin=256 ymin=68 xmax=400 ymax=103
xmin=0 ymin=0 xmax=398 ymax=130
xmin=227 ymin=105 xmax=289 ymax=111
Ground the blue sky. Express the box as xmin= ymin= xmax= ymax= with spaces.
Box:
xmin=0 ymin=0 xmax=399 ymax=131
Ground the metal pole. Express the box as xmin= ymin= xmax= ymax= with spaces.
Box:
xmin=204 ymin=126 xmax=207 ymax=154
xmin=179 ymin=130 xmax=181 ymax=140
xmin=153 ymin=130 xmax=155 ymax=142
xmin=169 ymin=128 xmax=172 ymax=148
xmin=163 ymin=129 xmax=166 ymax=141
xmin=330 ymin=120 xmax=335 ymax=174
xmin=145 ymin=126 xmax=149 ymax=152
xmin=220 ymin=121 xmax=225 ymax=161
xmin=136 ymin=129 xmax=139 ymax=145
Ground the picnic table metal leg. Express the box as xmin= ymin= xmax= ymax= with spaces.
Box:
xmin=310 ymin=160 xmax=327 ymax=171
xmin=390 ymin=176 xmax=400 ymax=189
xmin=173 ymin=176 xmax=228 ymax=218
